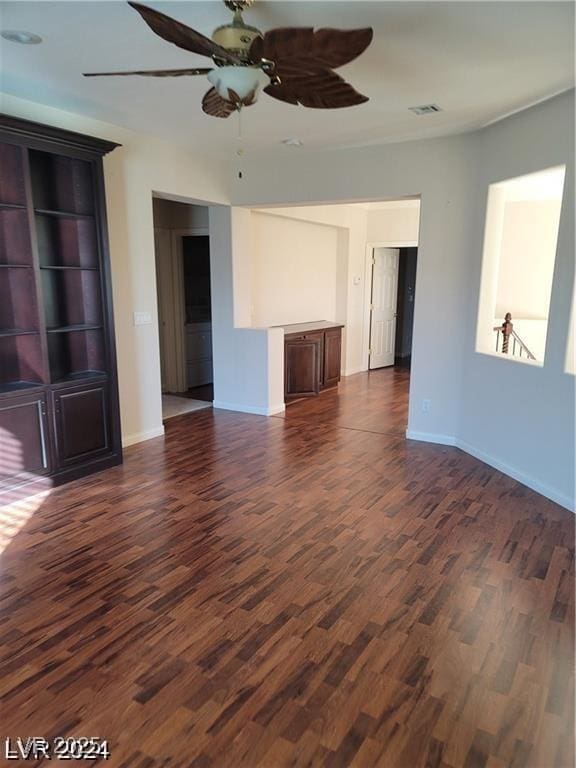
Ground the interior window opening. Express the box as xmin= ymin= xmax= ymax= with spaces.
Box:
xmin=476 ymin=165 xmax=566 ymax=366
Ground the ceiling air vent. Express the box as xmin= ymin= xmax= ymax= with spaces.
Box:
xmin=409 ymin=104 xmax=442 ymax=115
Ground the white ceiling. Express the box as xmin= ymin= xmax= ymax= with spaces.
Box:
xmin=1 ymin=1 xmax=574 ymax=158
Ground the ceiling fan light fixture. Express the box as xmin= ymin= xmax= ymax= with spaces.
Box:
xmin=281 ymin=138 xmax=303 ymax=147
xmin=83 ymin=2 xmax=374 ymax=118
xmin=208 ymin=66 xmax=267 ymax=105
xmin=212 ymin=19 xmax=262 ymax=59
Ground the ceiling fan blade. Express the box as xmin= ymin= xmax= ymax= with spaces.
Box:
xmin=202 ymin=87 xmax=237 ymax=118
xmin=262 ymin=84 xmax=298 ymax=105
xmin=250 ymin=26 xmax=373 ymax=71
xmin=128 ymin=2 xmax=241 ymax=65
xmin=84 ymin=67 xmax=213 ymax=77
xmin=308 ymin=28 xmax=373 ymax=69
xmin=264 ymin=69 xmax=369 ymax=109
xmin=249 ymin=28 xmax=312 ymax=64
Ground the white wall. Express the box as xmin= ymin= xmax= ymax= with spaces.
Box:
xmin=209 ymin=206 xmax=285 ymax=415
xmin=366 ymin=204 xmax=421 ymax=244
xmin=567 ymin=284 xmax=575 ymax=375
xmin=477 ymin=170 xmax=565 ymax=362
xmin=247 ymin=202 xmax=422 ymax=377
xmin=247 ymin=204 xmax=367 ymax=374
xmin=232 ymin=91 xmax=575 ymax=510
xmin=495 ymin=200 xmax=561 ymax=319
xmin=460 ymin=90 xmax=575 ymax=509
xmin=234 ymin=133 xmax=478 ymax=444
xmin=1 ymin=93 xmax=231 ymax=447
xmin=250 ymin=212 xmax=339 ymax=327
xmin=248 ymin=200 xmax=421 ymax=376
xmin=4 ymin=88 xmax=573 ymax=510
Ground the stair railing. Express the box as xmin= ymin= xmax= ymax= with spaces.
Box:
xmin=493 ymin=313 xmax=536 ymax=360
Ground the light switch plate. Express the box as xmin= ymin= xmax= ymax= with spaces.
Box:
xmin=133 ymin=311 xmax=152 ymax=326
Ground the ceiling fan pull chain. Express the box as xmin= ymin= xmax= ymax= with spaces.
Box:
xmin=236 ymin=108 xmax=245 ymax=179
xmin=237 ymin=106 xmax=243 ymax=140
xmin=236 ymin=140 xmax=244 ymax=179
xmin=236 ymin=147 xmax=244 ymax=180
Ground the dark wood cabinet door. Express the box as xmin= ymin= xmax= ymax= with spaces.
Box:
xmin=322 ymin=328 xmax=342 ymax=388
xmin=52 ymin=381 xmax=110 ymax=468
xmin=0 ymin=392 xmax=50 ymax=488
xmin=285 ymin=335 xmax=322 ymax=399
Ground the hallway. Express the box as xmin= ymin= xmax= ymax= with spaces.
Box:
xmin=1 ymin=369 xmax=573 ymax=767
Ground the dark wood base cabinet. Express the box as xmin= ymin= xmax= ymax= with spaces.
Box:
xmin=284 ymin=323 xmax=343 ymax=401
xmin=0 ymin=115 xmax=122 ymax=500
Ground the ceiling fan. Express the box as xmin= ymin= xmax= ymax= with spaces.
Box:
xmin=83 ymin=0 xmax=374 ymax=118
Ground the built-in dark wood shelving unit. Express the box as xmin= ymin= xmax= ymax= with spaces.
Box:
xmin=0 ymin=381 xmax=43 ymax=394
xmin=35 ymin=209 xmax=95 ymax=220
xmin=40 ymin=265 xmax=99 ymax=270
xmin=0 ymin=113 xmax=122 ymax=497
xmin=46 ymin=324 xmax=104 ymax=333
xmin=0 ymin=330 xmax=38 ymax=337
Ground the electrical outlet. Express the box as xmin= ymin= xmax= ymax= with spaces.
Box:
xmin=422 ymin=399 xmax=431 ymax=414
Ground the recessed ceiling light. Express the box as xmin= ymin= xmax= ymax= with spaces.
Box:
xmin=409 ymin=104 xmax=442 ymax=116
xmin=281 ymin=138 xmax=304 ymax=147
xmin=1 ymin=30 xmax=43 ymax=45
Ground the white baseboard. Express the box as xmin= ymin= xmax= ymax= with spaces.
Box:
xmin=213 ymin=401 xmax=285 ymax=416
xmin=122 ymin=426 xmax=165 ymax=448
xmin=406 ymin=430 xmax=458 ymax=447
xmin=342 ymin=366 xmax=367 ymax=377
xmin=406 ymin=429 xmax=574 ymax=512
xmin=456 ymin=439 xmax=574 ymax=513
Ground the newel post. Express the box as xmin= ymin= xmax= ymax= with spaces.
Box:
xmin=501 ymin=312 xmax=513 ymax=354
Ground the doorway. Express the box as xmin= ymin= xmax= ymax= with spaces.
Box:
xmin=181 ymin=235 xmax=214 ymax=402
xmin=369 ymin=246 xmax=418 ymax=370
xmin=152 ymin=198 xmax=213 ymax=420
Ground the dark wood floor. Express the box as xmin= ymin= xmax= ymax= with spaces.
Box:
xmin=279 ymin=367 xmax=410 ymax=436
xmin=1 ymin=369 xmax=573 ymax=767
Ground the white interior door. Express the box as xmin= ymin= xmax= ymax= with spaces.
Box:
xmin=369 ymin=247 xmax=400 ymax=369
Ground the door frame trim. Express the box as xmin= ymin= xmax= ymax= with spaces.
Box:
xmin=172 ymin=228 xmax=211 ymax=393
xmin=155 ymin=227 xmax=209 ymax=395
xmin=363 ymin=240 xmax=418 ymax=371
